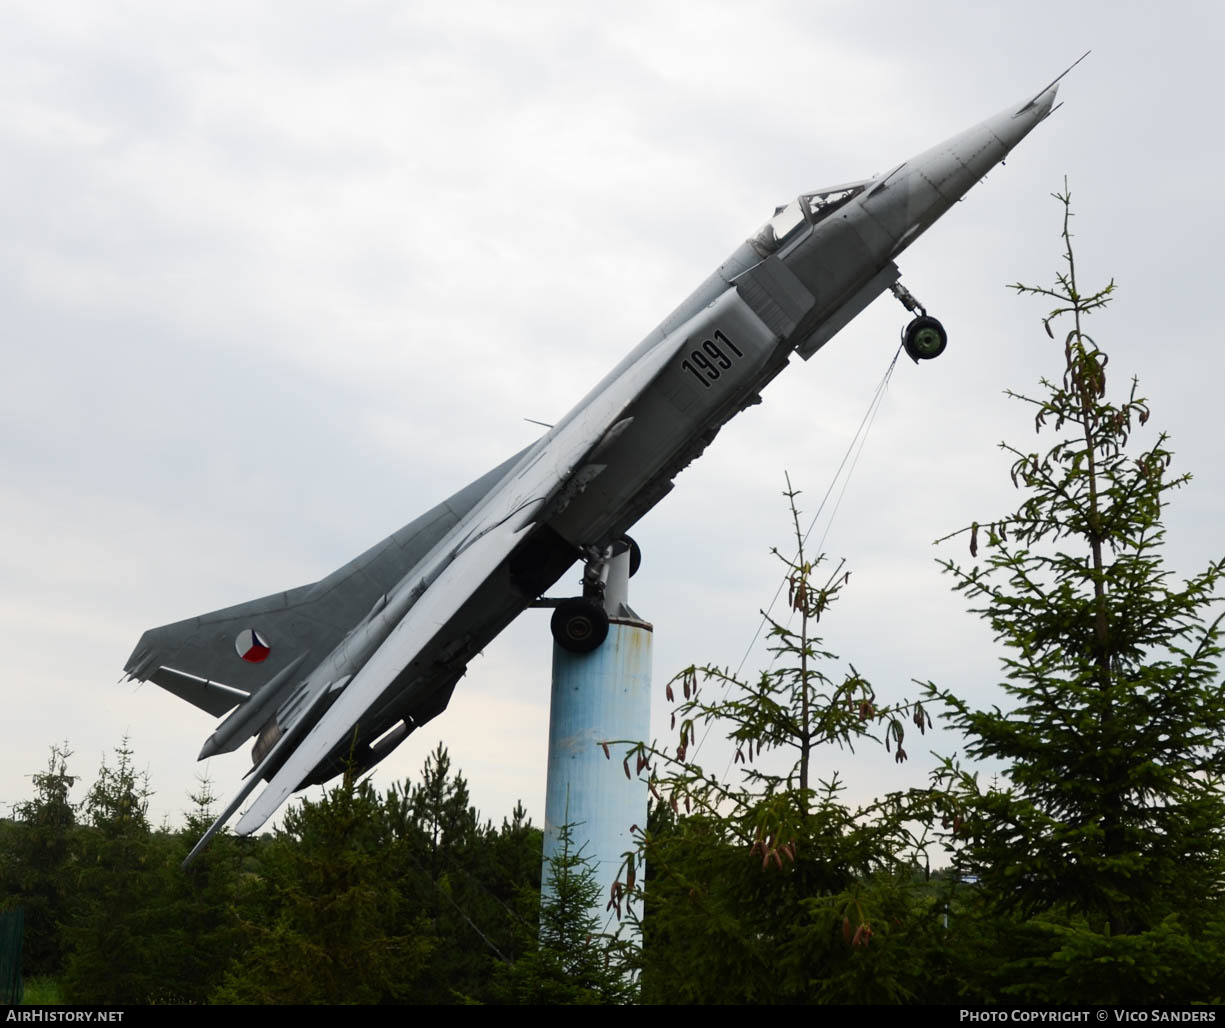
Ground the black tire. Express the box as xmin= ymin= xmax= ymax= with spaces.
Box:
xmin=620 ymin=536 xmax=642 ymax=578
xmin=550 ymin=598 xmax=610 ymax=653
xmin=903 ymin=315 xmax=947 ymax=362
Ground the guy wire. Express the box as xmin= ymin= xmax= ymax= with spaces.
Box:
xmin=686 ymin=343 xmax=904 ymax=769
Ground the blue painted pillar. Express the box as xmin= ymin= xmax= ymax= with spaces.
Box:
xmin=542 ymin=552 xmax=651 ymax=937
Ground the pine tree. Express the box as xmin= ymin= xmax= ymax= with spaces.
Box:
xmin=926 ymin=186 xmax=1225 ymax=943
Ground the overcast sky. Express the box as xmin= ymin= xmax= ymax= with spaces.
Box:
xmin=3 ymin=1 xmax=1223 ymax=842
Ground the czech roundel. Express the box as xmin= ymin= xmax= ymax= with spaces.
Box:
xmin=235 ymin=628 xmax=271 ymax=663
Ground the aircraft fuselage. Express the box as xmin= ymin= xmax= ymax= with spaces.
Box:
xmin=295 ymin=82 xmax=1062 ymax=786
xmin=123 ymin=69 xmax=1072 ymax=858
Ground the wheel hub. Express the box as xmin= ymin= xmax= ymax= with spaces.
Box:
xmin=912 ymin=327 xmax=943 ymax=357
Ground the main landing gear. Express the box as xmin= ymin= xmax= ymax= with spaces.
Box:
xmin=890 ymin=282 xmax=947 ymax=363
xmin=550 ymin=598 xmax=609 ymax=654
xmin=544 ymin=537 xmax=641 ymax=653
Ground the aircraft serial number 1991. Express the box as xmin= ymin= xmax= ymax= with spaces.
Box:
xmin=679 ymin=329 xmax=744 ymax=388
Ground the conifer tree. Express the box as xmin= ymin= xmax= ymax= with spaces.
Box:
xmin=607 ymin=484 xmax=940 ymax=1003
xmin=213 ymin=766 xmax=433 ymax=1004
xmin=496 ymin=820 xmax=635 ymax=1004
xmin=157 ymin=775 xmax=245 ymax=1004
xmin=61 ymin=738 xmax=161 ymax=1003
xmin=4 ymin=745 xmax=78 ymax=977
xmin=393 ymin=743 xmax=496 ymax=1000
xmin=926 ymin=186 xmax=1225 ymax=941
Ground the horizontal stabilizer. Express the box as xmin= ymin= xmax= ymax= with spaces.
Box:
xmin=123 ymin=447 xmax=531 ymax=717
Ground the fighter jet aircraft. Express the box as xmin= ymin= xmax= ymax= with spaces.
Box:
xmin=124 ymin=63 xmax=1078 ymax=863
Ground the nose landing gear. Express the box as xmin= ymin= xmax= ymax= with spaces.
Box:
xmin=903 ymin=315 xmax=947 ymax=362
xmin=890 ymin=281 xmax=947 ymax=363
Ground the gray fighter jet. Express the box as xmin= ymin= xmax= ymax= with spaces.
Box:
xmin=124 ymin=64 xmax=1077 ymax=862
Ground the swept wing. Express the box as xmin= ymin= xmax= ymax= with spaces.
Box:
xmin=232 ymin=319 xmax=698 ymax=834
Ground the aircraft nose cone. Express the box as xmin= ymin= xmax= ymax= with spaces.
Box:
xmin=992 ymin=83 xmax=1059 ymax=152
xmin=859 ymin=78 xmax=1063 ymax=257
xmin=917 ymin=82 xmax=1060 ymax=200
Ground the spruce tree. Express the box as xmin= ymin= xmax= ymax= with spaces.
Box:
xmin=4 ymin=745 xmax=78 ymax=977
xmin=926 ymin=186 xmax=1225 ymax=940
xmin=394 ymin=743 xmax=494 ymax=1001
xmin=156 ymin=776 xmax=245 ymax=1004
xmin=213 ymin=766 xmax=433 ymax=1004
xmin=607 ymin=483 xmax=941 ymax=1003
xmin=496 ymin=819 xmax=635 ymax=1004
xmin=61 ymin=738 xmax=161 ymax=1003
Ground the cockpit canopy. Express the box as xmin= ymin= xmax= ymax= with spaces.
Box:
xmin=750 ymin=180 xmax=869 ymax=257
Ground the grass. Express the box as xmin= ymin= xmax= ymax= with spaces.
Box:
xmin=21 ymin=976 xmax=63 ymax=1005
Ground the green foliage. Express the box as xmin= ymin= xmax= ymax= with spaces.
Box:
xmin=2 ymin=736 xmax=544 ymax=1004
xmin=925 ymin=187 xmax=1225 ymax=944
xmin=20 ymin=976 xmax=63 ymax=1005
xmin=56 ymin=739 xmax=244 ymax=1004
xmin=151 ymin=777 xmax=247 ymax=1004
xmin=3 ymin=744 xmax=249 ymax=1004
xmin=213 ymin=767 xmax=434 ymax=1004
xmin=2 ymin=745 xmax=79 ymax=978
xmin=496 ymin=820 xmax=635 ymax=1004
xmin=628 ymin=806 xmax=968 ymax=1004
xmin=214 ymin=744 xmax=543 ymax=1004
xmin=609 ymin=482 xmax=941 ymax=1003
xmin=994 ymin=913 xmax=1225 ymax=1005
xmin=383 ymin=743 xmax=524 ymax=1002
xmin=81 ymin=737 xmax=150 ymax=838
xmin=60 ymin=738 xmax=167 ymax=1004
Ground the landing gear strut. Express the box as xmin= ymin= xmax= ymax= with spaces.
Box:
xmin=890 ymin=282 xmax=947 ymax=363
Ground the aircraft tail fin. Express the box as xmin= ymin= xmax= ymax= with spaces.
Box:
xmin=122 ymin=583 xmax=332 ymax=717
xmin=123 ymin=446 xmax=534 ymax=718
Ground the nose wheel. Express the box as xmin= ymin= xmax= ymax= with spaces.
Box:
xmin=903 ymin=315 xmax=947 ymax=362
xmin=890 ymin=281 xmax=947 ymax=363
